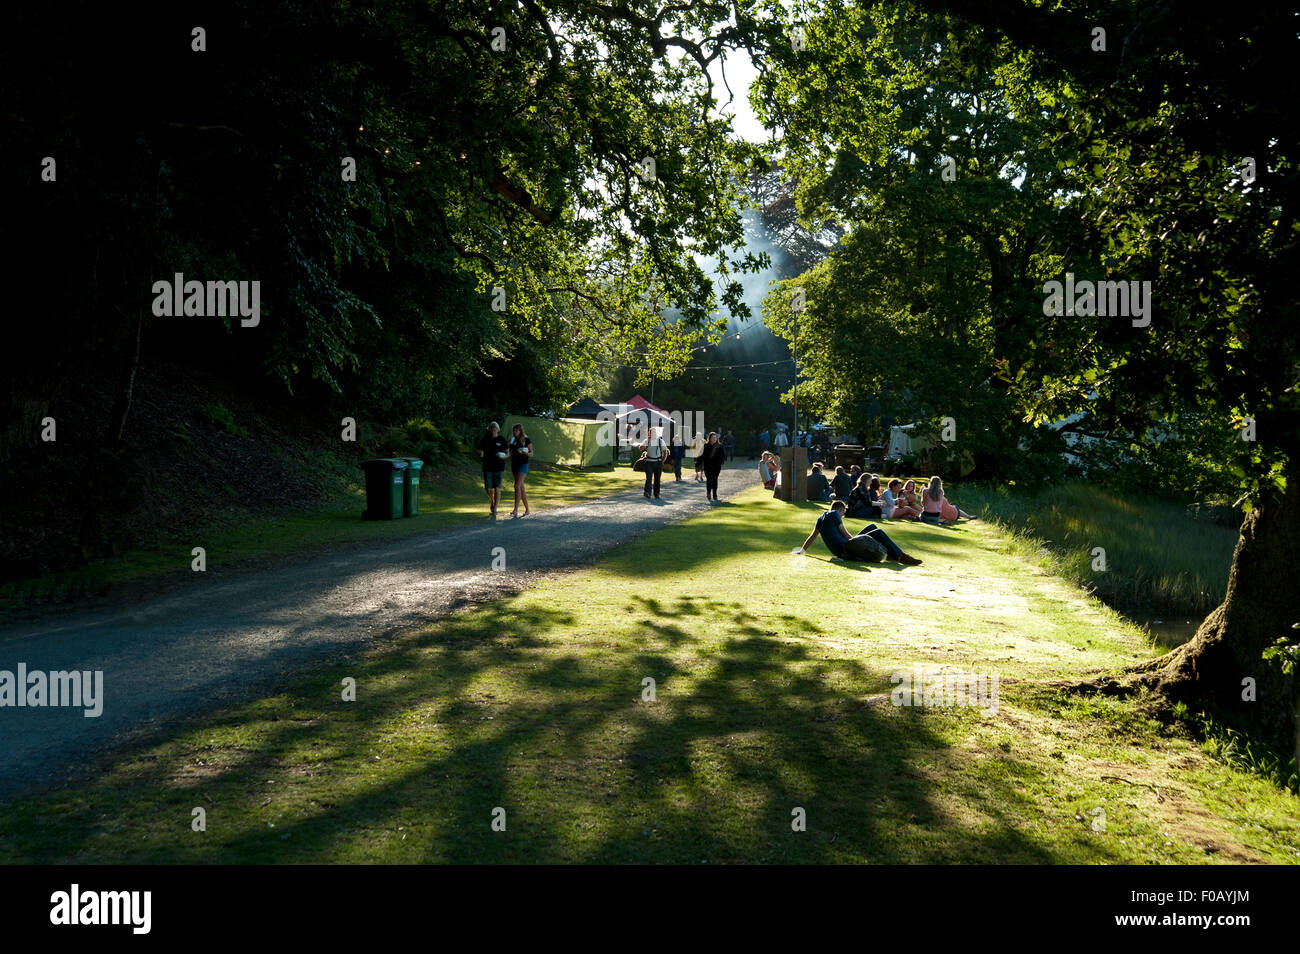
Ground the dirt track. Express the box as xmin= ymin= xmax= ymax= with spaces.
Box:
xmin=0 ymin=466 xmax=759 ymax=798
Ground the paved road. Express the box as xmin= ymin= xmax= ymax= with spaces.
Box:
xmin=0 ymin=465 xmax=761 ymax=798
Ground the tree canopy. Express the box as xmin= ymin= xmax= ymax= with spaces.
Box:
xmin=755 ymin=0 xmax=1300 ymax=752
xmin=4 ymin=0 xmax=787 ymax=453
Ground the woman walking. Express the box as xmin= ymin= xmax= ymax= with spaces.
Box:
xmin=701 ymin=431 xmax=727 ymax=501
xmin=693 ymin=432 xmax=707 ymax=482
xmin=508 ymin=422 xmax=533 ymax=517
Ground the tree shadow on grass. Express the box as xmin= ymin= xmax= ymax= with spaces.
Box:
xmin=0 ymin=492 xmax=1134 ymax=865
xmin=0 ymin=594 xmax=1133 ymax=866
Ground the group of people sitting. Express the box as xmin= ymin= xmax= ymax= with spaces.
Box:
xmin=793 ymin=472 xmax=977 ymax=567
xmin=806 ymin=465 xmax=974 ymax=526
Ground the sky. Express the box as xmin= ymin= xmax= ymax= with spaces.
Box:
xmin=708 ymin=48 xmax=767 ymax=143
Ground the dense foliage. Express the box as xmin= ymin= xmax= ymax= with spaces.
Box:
xmin=4 ymin=1 xmax=785 ymax=457
xmin=752 ymin=1 xmax=1288 ymax=493
xmin=755 ymin=0 xmax=1300 ymax=751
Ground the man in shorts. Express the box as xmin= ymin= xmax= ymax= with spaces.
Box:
xmin=796 ymin=500 xmax=922 ymax=565
xmin=478 ymin=421 xmax=510 ymax=517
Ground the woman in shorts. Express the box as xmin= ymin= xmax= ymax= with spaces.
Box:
xmin=508 ymin=422 xmax=533 ymax=517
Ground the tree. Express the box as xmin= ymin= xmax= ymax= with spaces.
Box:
xmin=754 ymin=3 xmax=1077 ymax=470
xmin=746 ymin=164 xmax=844 ymax=272
xmin=3 ymin=0 xmax=787 ymax=446
xmin=760 ymin=0 xmax=1300 ymax=757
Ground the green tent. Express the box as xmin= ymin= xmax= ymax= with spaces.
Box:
xmin=502 ymin=415 xmax=614 ymax=468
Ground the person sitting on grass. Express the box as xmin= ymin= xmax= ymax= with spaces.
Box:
xmin=885 ymin=478 xmax=920 ymax=519
xmin=805 ymin=462 xmax=831 ymax=501
xmin=898 ymin=478 xmax=922 ymax=514
xmin=846 ymin=473 xmax=877 ymax=519
xmin=795 ymin=500 xmax=922 ymax=565
xmin=830 ymin=465 xmax=854 ymax=501
xmin=877 ymin=477 xmax=896 ymax=516
xmin=868 ymin=475 xmax=885 ymax=517
xmin=759 ymin=451 xmax=778 ymax=489
xmin=920 ymin=475 xmax=976 ymax=525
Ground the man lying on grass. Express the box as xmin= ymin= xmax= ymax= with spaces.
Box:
xmin=795 ymin=500 xmax=923 ymax=566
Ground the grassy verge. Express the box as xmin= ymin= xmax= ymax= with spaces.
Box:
xmin=0 ymin=489 xmax=1294 ymax=863
xmin=952 ymin=482 xmax=1238 ymax=617
xmin=0 ymin=462 xmax=642 ymax=611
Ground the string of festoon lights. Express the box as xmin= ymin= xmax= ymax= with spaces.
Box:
xmin=628 ymin=314 xmax=799 ymax=388
xmin=628 ymin=359 xmax=797 ymax=386
xmin=628 ymin=315 xmax=780 ymax=358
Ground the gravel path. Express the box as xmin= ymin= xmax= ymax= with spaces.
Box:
xmin=0 ymin=465 xmax=760 ymax=798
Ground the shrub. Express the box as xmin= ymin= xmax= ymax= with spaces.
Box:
xmin=416 ymin=440 xmax=439 ymax=465
xmin=200 ymin=402 xmax=249 ymax=438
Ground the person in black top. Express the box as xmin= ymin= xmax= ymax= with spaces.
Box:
xmin=846 ymin=473 xmax=883 ymax=519
xmin=670 ymin=431 xmax=686 ymax=481
xmin=867 ymin=475 xmax=884 ymax=518
xmin=796 ymin=501 xmax=922 ymax=565
xmin=805 ymin=462 xmax=831 ymax=501
xmin=508 ymin=422 xmax=533 ymax=517
xmin=830 ymin=466 xmax=854 ymax=501
xmin=700 ymin=430 xmax=727 ymax=501
xmin=478 ymin=421 xmax=510 ymax=517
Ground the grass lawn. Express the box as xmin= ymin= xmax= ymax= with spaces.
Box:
xmin=956 ymin=482 xmax=1238 ymax=617
xmin=0 ymin=462 xmax=642 ymax=611
xmin=1 ymin=487 xmax=1295 ymax=863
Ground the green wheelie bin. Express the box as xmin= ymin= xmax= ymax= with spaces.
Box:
xmin=360 ymin=458 xmax=408 ymax=520
xmin=399 ymin=457 xmax=424 ymax=517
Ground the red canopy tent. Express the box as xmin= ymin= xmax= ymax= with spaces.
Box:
xmin=612 ymin=395 xmax=676 ymax=461
xmin=625 ymin=393 xmax=666 ymax=416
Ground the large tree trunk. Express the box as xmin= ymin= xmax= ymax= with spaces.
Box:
xmin=1144 ymin=469 xmax=1300 ymax=762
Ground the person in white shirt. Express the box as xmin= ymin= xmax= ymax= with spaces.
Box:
xmin=641 ymin=427 xmax=668 ymax=499
xmin=877 ymin=481 xmax=896 ymax=516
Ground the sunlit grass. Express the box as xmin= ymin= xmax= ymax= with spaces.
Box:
xmin=0 ymin=487 xmax=1294 ymax=864
xmin=955 ymin=482 xmax=1237 ymax=615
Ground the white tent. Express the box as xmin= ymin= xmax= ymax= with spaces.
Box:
xmin=887 ymin=424 xmax=927 ymax=459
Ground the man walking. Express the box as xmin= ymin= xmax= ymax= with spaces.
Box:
xmin=642 ymin=426 xmax=668 ymax=499
xmin=478 ymin=421 xmax=510 ymax=517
